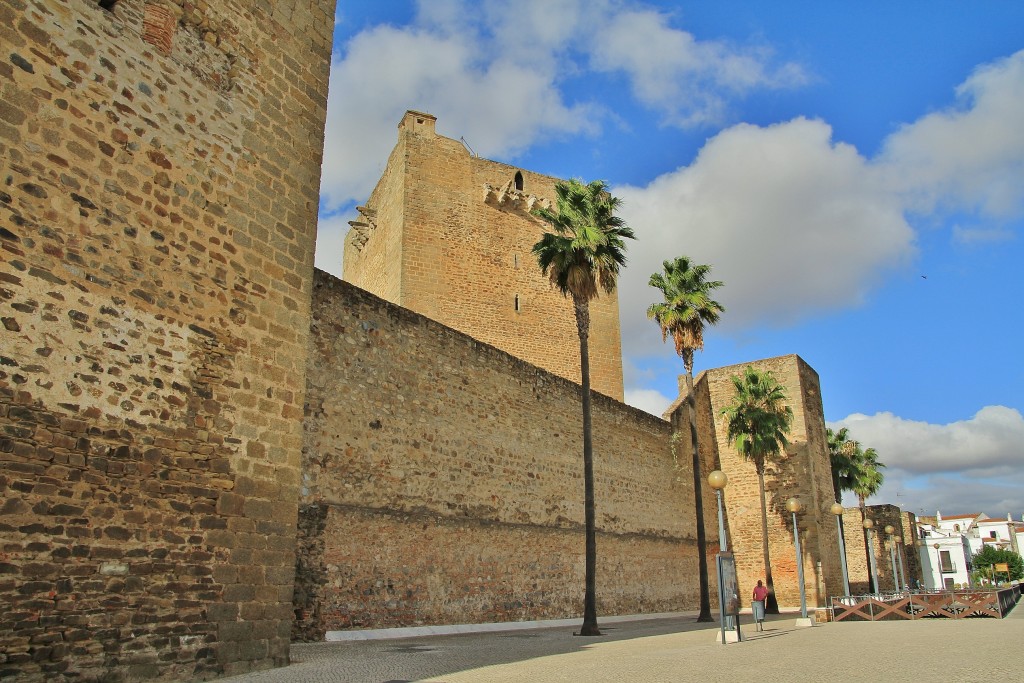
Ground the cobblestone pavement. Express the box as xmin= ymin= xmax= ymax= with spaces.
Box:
xmin=223 ymin=607 xmax=1024 ymax=683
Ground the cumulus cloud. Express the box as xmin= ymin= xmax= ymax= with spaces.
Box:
xmin=317 ymin=0 xmax=810 ymax=217
xmin=833 ymin=406 xmax=1024 ymax=476
xmin=590 ymin=8 xmax=807 ymax=127
xmin=616 ymin=48 xmax=1024 ymax=359
xmin=318 ymin=23 xmax=593 ymax=214
xmin=615 ymin=117 xmax=915 ymax=353
xmin=877 ymin=49 xmax=1024 ymax=219
xmin=623 ymin=388 xmax=674 ymax=417
xmin=830 ymin=407 xmax=1024 ymax=515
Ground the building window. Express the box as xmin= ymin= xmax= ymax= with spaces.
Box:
xmin=990 ymin=531 xmax=997 ymax=538
xmin=939 ymin=550 xmax=953 ymax=573
xmin=513 ymin=253 xmax=518 ymax=269
xmin=953 ymin=524 xmax=960 ymax=531
xmin=943 ymin=577 xmax=955 ymax=590
xmin=514 ymin=171 xmax=524 ymax=191
xmin=514 ymin=294 xmax=521 ymax=313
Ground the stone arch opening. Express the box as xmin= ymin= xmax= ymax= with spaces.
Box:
xmin=514 ymin=171 xmax=524 ymax=191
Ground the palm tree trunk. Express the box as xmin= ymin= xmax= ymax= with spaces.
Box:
xmin=757 ymin=466 xmax=779 ymax=613
xmin=859 ymin=495 xmax=874 ymax=592
xmin=685 ymin=371 xmax=713 ymax=622
xmin=574 ymin=297 xmax=601 ymax=636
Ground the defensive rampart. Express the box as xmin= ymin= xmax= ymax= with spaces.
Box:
xmin=295 ymin=272 xmax=714 ymax=638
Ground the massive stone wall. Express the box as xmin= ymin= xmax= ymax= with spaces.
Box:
xmin=0 ymin=0 xmax=334 ymax=680
xmin=342 ymin=111 xmax=625 ymax=401
xmin=693 ymin=355 xmax=844 ymax=609
xmin=296 ymin=272 xmax=709 ymax=638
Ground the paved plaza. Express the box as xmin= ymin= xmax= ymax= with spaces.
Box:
xmin=223 ymin=606 xmax=1023 ymax=683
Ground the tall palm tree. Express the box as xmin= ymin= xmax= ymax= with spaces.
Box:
xmin=850 ymin=444 xmax=885 ymax=591
xmin=827 ymin=426 xmax=858 ymax=505
xmin=720 ymin=366 xmax=793 ymax=614
xmin=647 ymin=257 xmax=724 ymax=622
xmin=532 ymin=178 xmax=635 ymax=636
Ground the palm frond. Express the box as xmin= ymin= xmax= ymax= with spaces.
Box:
xmin=531 ymin=178 xmax=635 ymax=303
xmin=647 ymin=255 xmax=724 ymax=373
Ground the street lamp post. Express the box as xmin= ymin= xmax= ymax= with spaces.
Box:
xmin=864 ymin=518 xmax=879 ymax=594
xmin=831 ymin=503 xmax=851 ymax=596
xmin=708 ymin=470 xmax=728 ymax=553
xmin=894 ymin=535 xmax=906 ymax=590
xmin=885 ymin=525 xmax=897 ymax=592
xmin=707 ymin=470 xmax=737 ymax=644
xmin=786 ymin=497 xmax=808 ymax=620
xmin=933 ymin=543 xmax=943 ymax=591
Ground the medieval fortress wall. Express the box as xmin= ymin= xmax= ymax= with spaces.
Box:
xmin=0 ymin=0 xmax=334 ymax=680
xmin=0 ymin=2 xmax=851 ymax=680
xmin=295 ymin=272 xmax=708 ymax=637
xmin=343 ymin=112 xmax=625 ymax=401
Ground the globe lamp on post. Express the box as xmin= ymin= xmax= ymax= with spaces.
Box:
xmin=864 ymin=518 xmax=879 ymax=594
xmin=831 ymin=502 xmax=851 ymax=596
xmin=707 ymin=470 xmax=739 ymax=644
xmin=707 ymin=470 xmax=728 ymax=553
xmin=785 ymin=497 xmax=809 ymax=623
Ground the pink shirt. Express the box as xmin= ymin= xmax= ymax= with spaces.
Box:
xmin=752 ymin=585 xmax=768 ymax=601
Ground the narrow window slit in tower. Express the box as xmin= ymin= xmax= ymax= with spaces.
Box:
xmin=513 ymin=254 xmax=518 ymax=268
xmin=514 ymin=295 xmax=520 ymax=313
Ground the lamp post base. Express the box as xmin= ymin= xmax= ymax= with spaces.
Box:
xmin=794 ymin=617 xmax=814 ymax=629
xmin=715 ymin=629 xmax=740 ymax=643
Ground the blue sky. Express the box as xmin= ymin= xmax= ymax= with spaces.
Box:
xmin=315 ymin=1 xmax=1024 ymax=519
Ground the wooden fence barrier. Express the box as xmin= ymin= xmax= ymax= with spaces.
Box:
xmin=831 ymin=585 xmax=1020 ymax=621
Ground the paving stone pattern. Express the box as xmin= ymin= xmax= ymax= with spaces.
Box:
xmin=221 ymin=607 xmax=1024 ymax=683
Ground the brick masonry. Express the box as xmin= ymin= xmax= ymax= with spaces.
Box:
xmin=0 ymin=0 xmax=334 ymax=680
xmin=342 ymin=111 xmax=625 ymax=401
xmin=296 ymin=273 xmax=712 ymax=638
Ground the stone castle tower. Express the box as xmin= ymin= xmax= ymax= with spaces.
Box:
xmin=690 ymin=355 xmax=844 ymax=611
xmin=0 ymin=1 xmax=335 ymax=680
xmin=343 ymin=111 xmax=625 ymax=400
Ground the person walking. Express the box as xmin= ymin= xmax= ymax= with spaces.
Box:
xmin=752 ymin=580 xmax=769 ymax=631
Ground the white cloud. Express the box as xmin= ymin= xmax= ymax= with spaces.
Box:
xmin=315 ymin=214 xmax=349 ymax=278
xmin=318 ymin=23 xmax=594 ymax=215
xmin=833 ymin=406 xmax=1024 ymax=477
xmin=590 ymin=8 xmax=807 ymax=127
xmin=317 ymin=0 xmax=810 ymax=216
xmin=877 ymin=49 xmax=1024 ymax=219
xmin=615 ymin=117 xmax=915 ymax=354
xmin=830 ymin=407 xmax=1024 ymax=516
xmin=624 ymin=388 xmax=674 ymax=417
